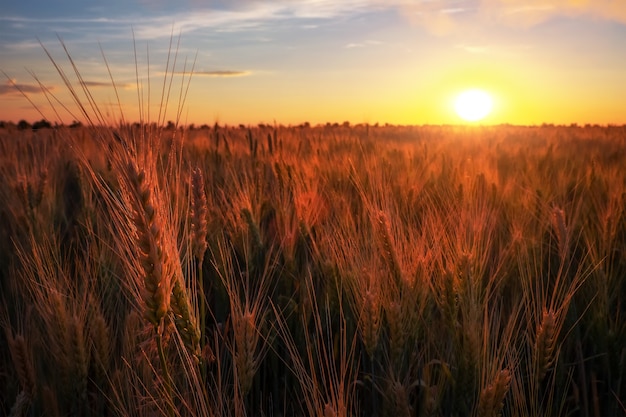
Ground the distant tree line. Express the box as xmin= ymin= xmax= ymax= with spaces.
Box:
xmin=0 ymin=119 xmax=84 ymax=130
xmin=2 ymin=119 xmax=624 ymax=132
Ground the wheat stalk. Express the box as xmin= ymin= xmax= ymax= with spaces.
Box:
xmin=477 ymin=368 xmax=511 ymax=417
xmin=534 ymin=309 xmax=557 ymax=381
xmin=125 ymin=160 xmax=175 ymax=416
xmin=360 ymin=288 xmax=381 ymax=359
xmin=40 ymin=385 xmax=60 ymax=417
xmin=384 ymin=377 xmax=412 ymax=417
xmin=551 ymin=206 xmax=568 ymax=259
xmin=190 ymin=167 xmax=208 ymax=262
xmin=6 ymin=332 xmax=36 ymax=405
xmin=126 ymin=161 xmax=172 ymax=330
xmin=9 ymin=390 xmax=31 ymax=417
xmin=323 ymin=401 xmax=347 ymax=417
xmin=170 ymin=275 xmax=201 ymax=360
xmin=189 ymin=166 xmax=208 ymax=367
xmin=69 ymin=314 xmax=89 ymax=412
xmin=241 ymin=207 xmax=263 ymax=254
xmin=233 ymin=310 xmax=259 ymax=395
xmin=88 ymin=306 xmax=112 ymax=377
xmin=385 ymin=300 xmax=406 ymax=365
xmin=49 ymin=290 xmax=71 ymax=372
xmin=432 ymin=269 xmax=459 ymax=330
xmin=374 ymin=210 xmax=402 ymax=285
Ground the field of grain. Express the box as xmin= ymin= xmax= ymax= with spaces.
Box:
xmin=0 ymin=122 xmax=625 ymax=416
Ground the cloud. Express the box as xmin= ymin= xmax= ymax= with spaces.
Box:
xmin=0 ymin=78 xmax=128 ymax=96
xmin=3 ymin=40 xmax=42 ymax=51
xmin=0 ymin=79 xmax=48 ymax=95
xmin=81 ymin=80 xmax=135 ymax=89
xmin=185 ymin=70 xmax=251 ymax=77
xmin=115 ymin=0 xmax=381 ymax=40
xmin=82 ymin=81 xmax=113 ymax=88
xmin=456 ymin=44 xmax=491 ymax=54
xmin=390 ymin=0 xmax=626 ymax=34
xmin=345 ymin=40 xmax=382 ymax=48
xmin=479 ymin=0 xmax=626 ymax=27
xmin=393 ymin=1 xmax=473 ymax=35
xmin=3 ymin=0 xmax=625 ymax=47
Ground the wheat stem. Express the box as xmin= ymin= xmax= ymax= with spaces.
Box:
xmin=156 ymin=332 xmax=175 ymax=417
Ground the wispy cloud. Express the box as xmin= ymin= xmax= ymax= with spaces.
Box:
xmin=7 ymin=0 xmax=379 ymax=41
xmin=479 ymin=0 xmax=626 ymax=27
xmin=2 ymin=0 xmax=625 ymax=49
xmin=82 ymin=81 xmax=113 ymax=88
xmin=190 ymin=70 xmax=251 ymax=77
xmin=129 ymin=1 xmax=360 ymax=40
xmin=345 ymin=40 xmax=382 ymax=48
xmin=395 ymin=0 xmax=474 ymax=35
xmin=440 ymin=8 xmax=467 ymax=15
xmin=392 ymin=0 xmax=626 ymax=33
xmin=0 ymin=77 xmax=134 ymax=96
xmin=456 ymin=44 xmax=491 ymax=54
xmin=0 ymin=79 xmax=48 ymax=95
xmin=3 ymin=40 xmax=42 ymax=51
xmin=82 ymin=80 xmax=135 ymax=89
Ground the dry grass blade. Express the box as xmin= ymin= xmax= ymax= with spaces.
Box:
xmin=271 ymin=269 xmax=357 ymax=417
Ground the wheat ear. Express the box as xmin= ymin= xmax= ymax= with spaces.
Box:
xmin=385 ymin=300 xmax=406 ymax=365
xmin=534 ymin=309 xmax=558 ymax=381
xmin=360 ymin=288 xmax=381 ymax=359
xmin=551 ymin=206 xmax=568 ymax=259
xmin=7 ymin=331 xmax=36 ymax=413
xmin=233 ymin=310 xmax=260 ymax=395
xmin=190 ymin=167 xmax=208 ymax=262
xmin=190 ymin=166 xmax=208 ymax=366
xmin=384 ymin=378 xmax=412 ymax=417
xmin=88 ymin=306 xmax=112 ymax=376
xmin=126 ymin=161 xmax=174 ymax=416
xmin=127 ymin=162 xmax=171 ymax=330
xmin=477 ymin=368 xmax=512 ymax=417
xmin=374 ymin=210 xmax=402 ymax=285
xmin=69 ymin=314 xmax=89 ymax=413
xmin=170 ymin=275 xmax=201 ymax=359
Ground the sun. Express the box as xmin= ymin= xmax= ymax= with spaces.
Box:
xmin=454 ymin=89 xmax=493 ymax=122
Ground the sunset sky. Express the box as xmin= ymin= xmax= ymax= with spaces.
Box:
xmin=1 ymin=1 xmax=625 ymax=126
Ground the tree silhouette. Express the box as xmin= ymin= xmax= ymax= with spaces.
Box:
xmin=17 ymin=120 xmax=31 ymax=130
xmin=32 ymin=119 xmax=52 ymax=130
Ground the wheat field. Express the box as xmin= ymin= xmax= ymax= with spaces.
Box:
xmin=1 ymin=120 xmax=625 ymax=416
xmin=1 ymin=38 xmax=626 ymax=416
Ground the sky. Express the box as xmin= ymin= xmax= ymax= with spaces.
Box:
xmin=1 ymin=0 xmax=625 ymax=126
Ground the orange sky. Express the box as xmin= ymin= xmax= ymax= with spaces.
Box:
xmin=2 ymin=1 xmax=626 ymax=126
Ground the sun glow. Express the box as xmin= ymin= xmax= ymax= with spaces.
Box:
xmin=454 ymin=89 xmax=493 ymax=122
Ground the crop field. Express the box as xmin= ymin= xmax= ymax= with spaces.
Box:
xmin=1 ymin=120 xmax=625 ymax=416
